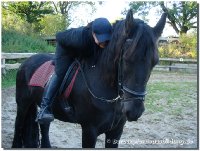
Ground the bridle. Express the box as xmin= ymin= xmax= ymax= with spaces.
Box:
xmin=75 ymin=38 xmax=148 ymax=131
xmin=76 ymin=39 xmax=147 ymax=103
xmin=117 ymin=39 xmax=147 ymax=102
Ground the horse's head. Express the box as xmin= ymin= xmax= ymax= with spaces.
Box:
xmin=100 ymin=10 xmax=166 ymax=121
xmin=120 ymin=10 xmax=167 ymax=121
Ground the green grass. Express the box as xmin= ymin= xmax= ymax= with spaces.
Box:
xmin=1 ymin=70 xmax=17 ymax=88
xmin=145 ymin=81 xmax=197 ymax=114
xmin=2 ymin=29 xmax=55 ymax=53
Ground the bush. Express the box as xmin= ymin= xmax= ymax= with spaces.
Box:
xmin=2 ymin=29 xmax=55 ymax=53
xmin=179 ymin=33 xmax=197 ymax=58
xmin=158 ymin=33 xmax=197 ymax=59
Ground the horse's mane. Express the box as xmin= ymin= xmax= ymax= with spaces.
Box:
xmin=101 ymin=20 xmax=126 ymax=61
xmin=99 ymin=18 xmax=158 ymax=85
xmin=99 ymin=19 xmax=127 ymax=84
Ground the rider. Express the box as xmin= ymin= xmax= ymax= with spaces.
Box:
xmin=36 ymin=18 xmax=112 ymax=124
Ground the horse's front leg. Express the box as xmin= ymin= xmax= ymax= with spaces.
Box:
xmin=81 ymin=125 xmax=97 ymax=148
xmin=105 ymin=120 xmax=126 ymax=148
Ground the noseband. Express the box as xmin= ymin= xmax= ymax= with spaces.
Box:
xmin=118 ymin=40 xmax=147 ymax=102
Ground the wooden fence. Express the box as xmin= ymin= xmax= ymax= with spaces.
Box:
xmin=1 ymin=53 xmax=37 ymax=71
xmin=156 ymin=58 xmax=197 ymax=73
xmin=1 ymin=53 xmax=197 ymax=74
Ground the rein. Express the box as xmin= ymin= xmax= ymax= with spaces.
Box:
xmin=75 ymin=38 xmax=147 ymax=103
xmin=74 ymin=40 xmax=147 ymax=131
xmin=75 ymin=60 xmax=123 ymax=131
xmin=75 ymin=60 xmax=121 ymax=104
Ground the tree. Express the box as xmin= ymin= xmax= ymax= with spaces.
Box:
xmin=52 ymin=1 xmax=96 ymax=28
xmin=123 ymin=1 xmax=157 ymax=21
xmin=39 ymin=14 xmax=66 ymax=36
xmin=3 ymin=2 xmax=53 ymax=24
xmin=2 ymin=7 xmax=34 ymax=34
xmin=127 ymin=1 xmax=198 ymax=35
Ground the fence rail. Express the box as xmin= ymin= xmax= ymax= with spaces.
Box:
xmin=156 ymin=57 xmax=197 ymax=72
xmin=1 ymin=53 xmax=197 ymax=74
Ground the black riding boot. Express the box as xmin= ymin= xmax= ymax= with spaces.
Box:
xmin=36 ymin=73 xmax=71 ymax=124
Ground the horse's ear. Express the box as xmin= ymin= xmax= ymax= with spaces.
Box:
xmin=125 ymin=9 xmax=134 ymax=36
xmin=153 ymin=13 xmax=167 ymax=38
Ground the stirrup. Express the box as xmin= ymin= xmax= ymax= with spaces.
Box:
xmin=37 ymin=114 xmax=54 ymax=124
xmin=36 ymin=107 xmax=54 ymax=124
xmin=37 ymin=113 xmax=54 ymax=124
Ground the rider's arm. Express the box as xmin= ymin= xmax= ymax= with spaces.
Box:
xmin=56 ymin=27 xmax=85 ymax=51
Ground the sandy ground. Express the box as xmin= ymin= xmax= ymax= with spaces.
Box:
xmin=1 ymin=72 xmax=198 ymax=149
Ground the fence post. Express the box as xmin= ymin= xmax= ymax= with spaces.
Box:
xmin=1 ymin=58 xmax=6 ymax=74
xmin=169 ymin=61 xmax=172 ymax=71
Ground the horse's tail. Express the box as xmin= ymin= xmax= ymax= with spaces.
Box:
xmin=12 ymin=59 xmax=40 ymax=147
xmin=12 ymin=53 xmax=54 ymax=148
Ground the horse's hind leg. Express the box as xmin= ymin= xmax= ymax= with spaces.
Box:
xmin=22 ymin=102 xmax=40 ymax=148
xmin=12 ymin=98 xmax=32 ymax=148
xmin=12 ymin=69 xmax=32 ymax=148
xmin=12 ymin=106 xmax=25 ymax=148
xmin=40 ymin=123 xmax=51 ymax=148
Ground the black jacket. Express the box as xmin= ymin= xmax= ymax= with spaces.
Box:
xmin=56 ymin=24 xmax=101 ymax=59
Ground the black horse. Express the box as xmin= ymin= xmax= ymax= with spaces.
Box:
xmin=12 ymin=10 xmax=166 ymax=148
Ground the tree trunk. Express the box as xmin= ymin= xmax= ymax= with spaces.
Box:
xmin=180 ymin=26 xmax=188 ymax=35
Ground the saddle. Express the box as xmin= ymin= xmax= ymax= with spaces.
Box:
xmin=28 ymin=60 xmax=80 ymax=98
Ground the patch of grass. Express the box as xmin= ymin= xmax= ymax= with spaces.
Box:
xmin=170 ymin=107 xmax=183 ymax=116
xmin=146 ymin=81 xmax=197 ymax=114
xmin=1 ymin=70 xmax=17 ymax=88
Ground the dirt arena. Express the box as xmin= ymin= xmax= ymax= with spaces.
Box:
xmin=1 ymin=71 xmax=198 ymax=149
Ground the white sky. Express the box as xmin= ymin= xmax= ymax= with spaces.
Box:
xmin=92 ymin=1 xmax=128 ymax=22
xmin=69 ymin=1 xmax=177 ymax=37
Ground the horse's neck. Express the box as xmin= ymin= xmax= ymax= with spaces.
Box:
xmin=82 ymin=59 xmax=118 ymax=99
